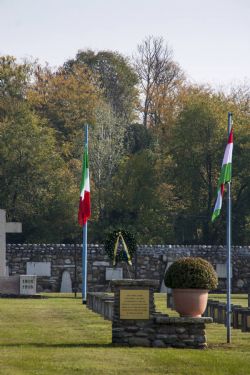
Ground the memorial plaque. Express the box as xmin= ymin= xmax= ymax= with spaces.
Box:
xmin=106 ymin=267 xmax=123 ymax=281
xmin=216 ymin=263 xmax=232 ymax=278
xmin=120 ymin=289 xmax=149 ymax=319
xmin=27 ymin=262 xmax=51 ymax=276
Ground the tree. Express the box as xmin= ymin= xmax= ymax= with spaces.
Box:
xmin=98 ymin=149 xmax=177 ymax=243
xmin=124 ymin=123 xmax=153 ymax=154
xmin=0 ymin=55 xmax=32 ymax=119
xmin=64 ymin=50 xmax=139 ymax=123
xmin=0 ymin=103 xmax=78 ymax=242
xmin=166 ymin=86 xmax=250 ymax=244
xmin=226 ymin=85 xmax=250 ymax=244
xmin=88 ymin=101 xmax=125 ymax=229
xmin=134 ymin=36 xmax=185 ymax=128
xmin=28 ymin=63 xmax=100 ymax=158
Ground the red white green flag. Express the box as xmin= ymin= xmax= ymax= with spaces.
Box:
xmin=78 ymin=148 xmax=91 ymax=226
xmin=212 ymin=129 xmax=233 ymax=222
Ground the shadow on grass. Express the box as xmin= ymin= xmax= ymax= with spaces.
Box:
xmin=41 ymin=295 xmax=82 ymax=300
xmin=0 ymin=342 xmax=115 ymax=349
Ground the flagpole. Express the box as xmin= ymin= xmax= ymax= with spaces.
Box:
xmin=82 ymin=124 xmax=88 ymax=304
xmin=226 ymin=112 xmax=233 ymax=343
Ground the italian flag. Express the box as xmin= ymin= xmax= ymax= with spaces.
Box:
xmin=212 ymin=129 xmax=233 ymax=222
xmin=78 ymin=148 xmax=91 ymax=226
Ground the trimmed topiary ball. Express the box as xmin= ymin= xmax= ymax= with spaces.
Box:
xmin=164 ymin=257 xmax=218 ymax=290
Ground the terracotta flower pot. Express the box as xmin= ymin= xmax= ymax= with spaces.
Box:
xmin=172 ymin=288 xmax=208 ymax=317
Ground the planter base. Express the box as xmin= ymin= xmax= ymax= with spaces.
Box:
xmin=173 ymin=289 xmax=208 ymax=317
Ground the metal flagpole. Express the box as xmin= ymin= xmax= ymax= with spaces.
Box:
xmin=82 ymin=124 xmax=88 ymax=304
xmin=226 ymin=112 xmax=233 ymax=343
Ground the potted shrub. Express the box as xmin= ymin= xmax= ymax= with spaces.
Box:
xmin=164 ymin=257 xmax=218 ymax=317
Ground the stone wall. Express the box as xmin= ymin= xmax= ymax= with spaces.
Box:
xmin=6 ymin=243 xmax=250 ymax=292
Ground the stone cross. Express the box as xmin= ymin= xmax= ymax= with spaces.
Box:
xmin=0 ymin=209 xmax=22 ymax=276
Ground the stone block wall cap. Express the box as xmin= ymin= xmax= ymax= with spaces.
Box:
xmin=154 ymin=315 xmax=213 ymax=324
xmin=110 ymin=279 xmax=159 ymax=287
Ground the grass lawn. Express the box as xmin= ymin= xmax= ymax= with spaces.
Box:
xmin=0 ymin=293 xmax=249 ymax=375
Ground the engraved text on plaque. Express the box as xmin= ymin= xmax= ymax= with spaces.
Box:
xmin=120 ymin=289 xmax=149 ymax=319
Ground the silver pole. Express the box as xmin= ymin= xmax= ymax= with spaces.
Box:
xmin=226 ymin=112 xmax=233 ymax=343
xmin=82 ymin=124 xmax=88 ymax=303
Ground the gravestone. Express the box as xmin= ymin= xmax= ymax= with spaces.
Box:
xmin=0 ymin=209 xmax=22 ymax=276
xmin=60 ymin=270 xmax=72 ymax=293
xmin=20 ymin=275 xmax=37 ymax=295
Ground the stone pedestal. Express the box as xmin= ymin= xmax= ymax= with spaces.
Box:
xmin=0 ymin=276 xmax=20 ymax=294
xmin=111 ymin=279 xmax=212 ymax=348
xmin=0 ymin=209 xmax=22 ymax=276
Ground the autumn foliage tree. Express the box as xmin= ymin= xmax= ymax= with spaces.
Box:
xmin=1 ymin=38 xmax=250 ymax=245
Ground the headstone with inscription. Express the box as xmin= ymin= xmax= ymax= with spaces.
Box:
xmin=20 ymin=275 xmax=37 ymax=295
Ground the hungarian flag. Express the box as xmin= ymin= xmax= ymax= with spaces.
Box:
xmin=212 ymin=129 xmax=233 ymax=222
xmin=78 ymin=147 xmax=91 ymax=226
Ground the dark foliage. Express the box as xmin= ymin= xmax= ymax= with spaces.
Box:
xmin=164 ymin=257 xmax=218 ymax=289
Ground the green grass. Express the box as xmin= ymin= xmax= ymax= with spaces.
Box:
xmin=0 ymin=293 xmax=249 ymax=375
xmin=209 ymin=294 xmax=248 ymax=307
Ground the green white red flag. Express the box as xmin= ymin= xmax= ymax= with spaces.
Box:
xmin=78 ymin=148 xmax=91 ymax=226
xmin=212 ymin=129 xmax=233 ymax=222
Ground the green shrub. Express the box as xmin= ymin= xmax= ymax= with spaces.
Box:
xmin=164 ymin=257 xmax=218 ymax=289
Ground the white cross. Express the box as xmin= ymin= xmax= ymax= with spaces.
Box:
xmin=0 ymin=209 xmax=22 ymax=276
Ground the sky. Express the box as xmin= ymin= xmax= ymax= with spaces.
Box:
xmin=0 ymin=0 xmax=249 ymax=89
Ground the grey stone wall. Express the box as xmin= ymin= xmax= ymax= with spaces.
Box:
xmin=6 ymin=244 xmax=250 ymax=293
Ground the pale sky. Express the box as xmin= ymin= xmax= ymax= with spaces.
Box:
xmin=0 ymin=0 xmax=249 ymax=88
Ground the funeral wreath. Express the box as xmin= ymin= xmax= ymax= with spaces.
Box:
xmin=104 ymin=229 xmax=137 ymax=266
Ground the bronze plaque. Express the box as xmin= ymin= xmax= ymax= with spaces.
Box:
xmin=120 ymin=289 xmax=149 ymax=319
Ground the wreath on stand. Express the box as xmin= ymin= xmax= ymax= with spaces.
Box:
xmin=104 ymin=229 xmax=137 ymax=267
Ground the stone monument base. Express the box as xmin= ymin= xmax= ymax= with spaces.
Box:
xmin=0 ymin=275 xmax=37 ymax=296
xmin=112 ymin=314 xmax=212 ymax=349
